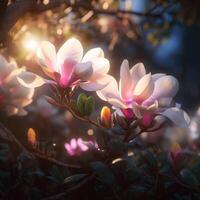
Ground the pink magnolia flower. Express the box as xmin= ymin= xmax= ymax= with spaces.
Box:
xmin=17 ymin=38 xmax=111 ymax=91
xmin=0 ymin=55 xmax=34 ymax=116
xmin=64 ymin=138 xmax=98 ymax=156
xmin=97 ymin=59 xmax=190 ymax=128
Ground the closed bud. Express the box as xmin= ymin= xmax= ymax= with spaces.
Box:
xmin=27 ymin=128 xmax=37 ymax=147
xmin=76 ymin=93 xmax=87 ymax=115
xmin=85 ymin=96 xmax=95 ymax=116
xmin=76 ymin=94 xmax=95 ymax=116
xmin=100 ymin=106 xmax=112 ymax=128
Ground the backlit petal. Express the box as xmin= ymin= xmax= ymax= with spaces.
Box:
xmin=37 ymin=41 xmax=57 ymax=70
xmin=119 ymin=59 xmax=133 ymax=99
xmin=17 ymin=72 xmax=46 ymax=88
xmin=57 ymin=38 xmax=83 ymax=70
xmin=96 ymin=75 xmax=119 ymax=101
xmin=82 ymin=48 xmax=104 ymax=62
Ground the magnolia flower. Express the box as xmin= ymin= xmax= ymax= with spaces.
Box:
xmin=64 ymin=138 xmax=98 ymax=156
xmin=0 ymin=55 xmax=34 ymax=116
xmin=17 ymin=38 xmax=111 ymax=91
xmin=97 ymin=59 xmax=189 ymax=128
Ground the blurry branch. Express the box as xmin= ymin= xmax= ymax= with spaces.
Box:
xmin=42 ymin=174 xmax=94 ymax=200
xmin=0 ymin=122 xmax=80 ymax=169
xmin=0 ymin=0 xmax=163 ymax=44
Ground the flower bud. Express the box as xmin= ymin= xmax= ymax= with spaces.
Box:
xmin=169 ymin=142 xmax=181 ymax=162
xmin=27 ymin=128 xmax=37 ymax=146
xmin=100 ymin=106 xmax=112 ymax=128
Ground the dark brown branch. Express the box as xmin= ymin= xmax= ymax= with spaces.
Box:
xmin=0 ymin=0 xmax=163 ymax=43
xmin=0 ymin=122 xmax=80 ymax=169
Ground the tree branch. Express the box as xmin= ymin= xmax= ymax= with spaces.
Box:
xmin=0 ymin=0 xmax=163 ymax=43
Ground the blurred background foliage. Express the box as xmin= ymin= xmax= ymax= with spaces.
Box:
xmin=1 ymin=0 xmax=200 ymax=199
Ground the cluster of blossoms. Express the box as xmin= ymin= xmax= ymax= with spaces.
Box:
xmin=17 ymin=37 xmax=189 ymax=128
xmin=64 ymin=138 xmax=98 ymax=156
xmin=0 ymin=55 xmax=34 ymax=116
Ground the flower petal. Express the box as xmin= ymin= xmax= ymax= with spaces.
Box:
xmin=80 ymin=74 xmax=111 ymax=91
xmin=17 ymin=72 xmax=46 ymax=88
xmin=74 ymin=62 xmax=93 ymax=81
xmin=119 ymin=59 xmax=133 ymax=100
xmin=130 ymin=62 xmax=146 ymax=87
xmin=96 ymin=75 xmax=119 ymax=101
xmin=59 ymin=59 xmax=76 ymax=87
xmin=152 ymin=75 xmax=179 ymax=99
xmin=161 ymin=107 xmax=190 ymax=128
xmin=82 ymin=48 xmax=104 ymax=62
xmin=37 ymin=41 xmax=57 ymax=70
xmin=133 ymin=73 xmax=154 ymax=102
xmin=107 ymin=97 xmax=126 ymax=109
xmin=57 ymin=38 xmax=83 ymax=70
xmin=90 ymin=57 xmax=110 ymax=75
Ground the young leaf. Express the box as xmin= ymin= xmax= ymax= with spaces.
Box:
xmin=85 ymin=96 xmax=95 ymax=116
xmin=76 ymin=93 xmax=87 ymax=115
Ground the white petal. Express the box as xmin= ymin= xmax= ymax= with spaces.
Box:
xmin=152 ymin=75 xmax=179 ymax=99
xmin=90 ymin=57 xmax=110 ymax=75
xmin=130 ymin=62 xmax=146 ymax=86
xmin=133 ymin=73 xmax=154 ymax=101
xmin=75 ymin=62 xmax=93 ymax=81
xmin=152 ymin=73 xmax=166 ymax=82
xmin=6 ymin=106 xmax=18 ymax=116
xmin=119 ymin=59 xmax=133 ymax=99
xmin=17 ymin=72 xmax=46 ymax=88
xmin=107 ymin=97 xmax=126 ymax=109
xmin=57 ymin=38 xmax=83 ymax=70
xmin=161 ymin=107 xmax=190 ymax=128
xmin=96 ymin=75 xmax=119 ymax=101
xmin=80 ymin=74 xmax=111 ymax=91
xmin=82 ymin=48 xmax=104 ymax=62
xmin=37 ymin=41 xmax=57 ymax=70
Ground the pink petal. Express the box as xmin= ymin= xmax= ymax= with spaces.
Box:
xmin=119 ymin=60 xmax=133 ymax=100
xmin=59 ymin=59 xmax=76 ymax=88
xmin=130 ymin=62 xmax=146 ymax=87
xmin=64 ymin=143 xmax=75 ymax=156
xmin=57 ymin=38 xmax=83 ymax=70
xmin=37 ymin=41 xmax=57 ymax=70
xmin=133 ymin=73 xmax=154 ymax=102
xmin=70 ymin=138 xmax=77 ymax=150
xmin=77 ymin=138 xmax=89 ymax=152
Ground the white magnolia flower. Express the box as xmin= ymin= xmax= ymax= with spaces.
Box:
xmin=17 ymin=38 xmax=111 ymax=91
xmin=0 ymin=55 xmax=34 ymax=116
xmin=97 ymin=59 xmax=190 ymax=128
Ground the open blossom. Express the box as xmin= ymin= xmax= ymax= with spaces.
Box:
xmin=64 ymin=138 xmax=98 ymax=156
xmin=17 ymin=38 xmax=111 ymax=91
xmin=97 ymin=59 xmax=190 ymax=128
xmin=0 ymin=55 xmax=34 ymax=116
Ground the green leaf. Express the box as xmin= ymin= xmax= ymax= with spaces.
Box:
xmin=90 ymin=161 xmax=115 ymax=186
xmin=76 ymin=93 xmax=87 ymax=115
xmin=142 ymin=151 xmax=157 ymax=168
xmin=180 ymin=169 xmax=199 ymax=187
xmin=126 ymin=168 xmax=141 ymax=182
xmin=85 ymin=96 xmax=95 ymax=116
